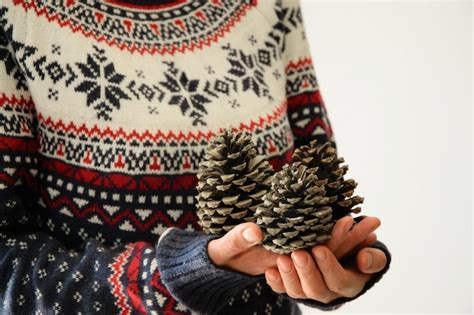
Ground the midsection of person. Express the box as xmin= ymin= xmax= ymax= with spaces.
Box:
xmin=3 ymin=0 xmax=294 ymax=252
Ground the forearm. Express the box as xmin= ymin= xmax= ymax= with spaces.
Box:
xmin=156 ymin=228 xmax=263 ymax=314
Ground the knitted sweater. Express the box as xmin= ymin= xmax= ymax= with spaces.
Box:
xmin=0 ymin=0 xmax=391 ymax=314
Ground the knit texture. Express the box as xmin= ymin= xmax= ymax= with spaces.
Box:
xmin=156 ymin=228 xmax=391 ymax=314
xmin=0 ymin=0 xmax=391 ymax=314
xmin=156 ymin=228 xmax=262 ymax=314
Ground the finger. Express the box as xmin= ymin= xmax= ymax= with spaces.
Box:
xmin=362 ymin=232 xmax=377 ymax=246
xmin=313 ymin=246 xmax=370 ymax=298
xmin=208 ymin=222 xmax=262 ymax=266
xmin=325 ymin=215 xmax=354 ymax=253
xmin=277 ymin=256 xmax=306 ymax=299
xmin=291 ymin=250 xmax=340 ymax=303
xmin=344 ymin=232 xmax=378 ymax=259
xmin=265 ymin=268 xmax=286 ymax=293
xmin=226 ymin=244 xmax=282 ymax=275
xmin=334 ymin=217 xmax=381 ymax=260
xmin=350 ymin=215 xmax=368 ymax=230
xmin=356 ymin=248 xmax=387 ymax=274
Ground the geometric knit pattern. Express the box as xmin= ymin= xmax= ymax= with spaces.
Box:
xmin=0 ymin=0 xmax=391 ymax=314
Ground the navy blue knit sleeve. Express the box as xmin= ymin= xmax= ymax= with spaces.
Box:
xmin=156 ymin=228 xmax=264 ymax=314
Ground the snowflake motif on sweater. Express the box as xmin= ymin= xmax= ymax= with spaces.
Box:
xmin=75 ymin=46 xmax=131 ymax=121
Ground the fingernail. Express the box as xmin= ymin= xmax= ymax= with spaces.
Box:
xmin=278 ymin=260 xmax=292 ymax=273
xmin=366 ymin=252 xmax=374 ymax=269
xmin=345 ymin=221 xmax=353 ymax=232
xmin=242 ymin=228 xmax=260 ymax=244
xmin=315 ymin=249 xmax=326 ymax=261
xmin=372 ymin=221 xmax=381 ymax=232
xmin=293 ymin=254 xmax=307 ymax=267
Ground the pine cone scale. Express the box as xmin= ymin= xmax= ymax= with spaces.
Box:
xmin=196 ymin=129 xmax=274 ymax=234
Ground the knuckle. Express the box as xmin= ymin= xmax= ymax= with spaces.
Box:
xmin=305 ymin=289 xmax=324 ymax=301
xmin=317 ymin=292 xmax=334 ymax=304
xmin=273 ymin=287 xmax=286 ymax=294
xmin=287 ymin=290 xmax=304 ymax=299
xmin=330 ymin=279 xmax=349 ymax=295
xmin=331 ymin=279 xmax=360 ymax=298
xmin=265 ymin=274 xmax=278 ymax=286
xmin=271 ymin=286 xmax=285 ymax=294
xmin=340 ymin=286 xmax=359 ymax=298
xmin=225 ymin=235 xmax=242 ymax=253
xmin=267 ymin=282 xmax=277 ymax=292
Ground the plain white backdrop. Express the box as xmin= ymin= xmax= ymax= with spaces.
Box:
xmin=298 ymin=1 xmax=472 ymax=314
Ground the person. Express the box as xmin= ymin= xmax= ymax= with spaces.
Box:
xmin=0 ymin=0 xmax=391 ymax=314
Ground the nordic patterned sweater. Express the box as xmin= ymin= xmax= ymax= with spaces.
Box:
xmin=0 ymin=0 xmax=392 ymax=314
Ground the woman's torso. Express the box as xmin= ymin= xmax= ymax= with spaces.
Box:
xmin=2 ymin=0 xmax=301 ymax=313
xmin=4 ymin=0 xmax=294 ymax=246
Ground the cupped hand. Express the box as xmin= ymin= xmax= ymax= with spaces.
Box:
xmin=207 ymin=222 xmax=280 ymax=276
xmin=264 ymin=216 xmax=388 ymax=303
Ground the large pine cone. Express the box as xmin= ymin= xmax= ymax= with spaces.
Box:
xmin=196 ymin=128 xmax=274 ymax=235
xmin=292 ymin=140 xmax=363 ymax=221
xmin=256 ymin=163 xmax=335 ymax=254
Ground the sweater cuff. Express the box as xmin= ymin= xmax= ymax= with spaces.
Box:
xmin=295 ymin=240 xmax=392 ymax=311
xmin=156 ymin=228 xmax=263 ymax=314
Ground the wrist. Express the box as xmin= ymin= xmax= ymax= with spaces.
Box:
xmin=207 ymin=239 xmax=226 ymax=267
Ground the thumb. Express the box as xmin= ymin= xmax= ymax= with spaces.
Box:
xmin=208 ymin=222 xmax=263 ymax=266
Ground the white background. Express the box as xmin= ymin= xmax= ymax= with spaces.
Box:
xmin=299 ymin=1 xmax=472 ymax=314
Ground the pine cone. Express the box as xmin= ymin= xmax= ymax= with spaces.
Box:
xmin=292 ymin=140 xmax=363 ymax=221
xmin=256 ymin=163 xmax=334 ymax=254
xmin=196 ymin=128 xmax=274 ymax=235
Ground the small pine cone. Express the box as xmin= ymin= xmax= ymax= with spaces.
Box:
xmin=292 ymin=140 xmax=364 ymax=221
xmin=256 ymin=163 xmax=335 ymax=254
xmin=196 ymin=128 xmax=274 ymax=235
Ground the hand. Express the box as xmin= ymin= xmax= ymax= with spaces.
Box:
xmin=264 ymin=216 xmax=388 ymax=303
xmin=207 ymin=222 xmax=281 ymax=276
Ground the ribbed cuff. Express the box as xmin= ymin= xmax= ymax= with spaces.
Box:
xmin=296 ymin=240 xmax=392 ymax=311
xmin=156 ymin=228 xmax=263 ymax=314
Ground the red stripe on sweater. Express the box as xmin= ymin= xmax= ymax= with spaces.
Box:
xmin=286 ymin=89 xmax=324 ymax=109
xmin=291 ymin=117 xmax=333 ymax=139
xmin=12 ymin=0 xmax=256 ymax=55
xmin=0 ymin=93 xmax=35 ymax=110
xmin=126 ymin=243 xmax=147 ymax=314
xmin=38 ymin=156 xmax=198 ymax=190
xmin=39 ymin=185 xmax=199 ymax=231
xmin=0 ymin=136 xmax=38 ymax=152
xmin=285 ymin=57 xmax=313 ymax=73
xmin=36 ymin=100 xmax=287 ymax=142
xmin=104 ymin=0 xmax=186 ymax=10
xmin=108 ymin=244 xmax=134 ymax=315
